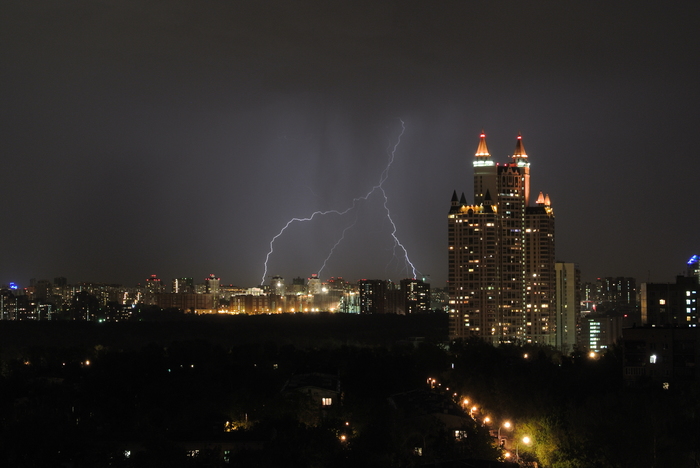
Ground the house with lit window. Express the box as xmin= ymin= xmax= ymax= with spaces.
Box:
xmin=623 ymin=326 xmax=700 ymax=385
xmin=281 ymin=372 xmax=342 ymax=418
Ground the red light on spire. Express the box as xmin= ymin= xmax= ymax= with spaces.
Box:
xmin=517 ymin=135 xmax=522 ymax=140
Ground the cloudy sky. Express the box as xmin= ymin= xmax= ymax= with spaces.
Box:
xmin=1 ymin=1 xmax=698 ymax=288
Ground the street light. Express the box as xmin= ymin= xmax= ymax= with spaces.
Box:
xmin=498 ymin=421 xmax=511 ymax=446
xmin=516 ymin=435 xmax=531 ymax=462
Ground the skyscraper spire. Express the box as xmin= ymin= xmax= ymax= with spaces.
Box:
xmin=473 ymin=130 xmax=494 ymax=167
xmin=512 ymin=133 xmax=529 ymax=167
xmin=475 ymin=130 xmax=490 ymax=157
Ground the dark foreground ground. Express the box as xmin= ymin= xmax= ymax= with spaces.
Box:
xmin=1 ymin=313 xmax=699 ymax=468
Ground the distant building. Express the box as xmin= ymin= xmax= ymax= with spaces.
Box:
xmin=640 ymin=268 xmax=698 ymax=327
xmin=155 ymin=293 xmax=216 ymax=313
xmin=430 ymin=287 xmax=450 ymax=312
xmin=598 ymin=277 xmax=637 ymax=307
xmin=289 ymin=277 xmax=306 ymax=295
xmin=172 ymin=277 xmax=194 ymax=294
xmin=145 ymin=274 xmax=165 ymax=294
xmin=358 ymin=279 xmax=388 ymax=314
xmin=229 ymin=294 xmax=270 ymax=314
xmin=0 ymin=289 xmax=18 ymax=320
xmin=307 ymin=274 xmax=322 ymax=295
xmin=555 ymin=262 xmax=580 ymax=354
xmin=144 ymin=274 xmax=165 ymax=305
xmin=270 ymin=275 xmax=285 ymax=296
xmin=326 ymin=277 xmax=349 ymax=292
xmin=205 ymin=274 xmax=221 ymax=307
xmin=399 ymin=278 xmax=431 ymax=314
xmin=53 ymin=277 xmax=67 ymax=287
xmin=640 ymin=276 xmax=699 ymax=326
xmin=30 ymin=279 xmax=50 ymax=301
xmin=583 ymin=314 xmax=623 ymax=353
xmin=623 ymin=326 xmax=700 ymax=385
xmin=218 ymin=284 xmax=246 ymax=301
xmin=205 ymin=274 xmax=220 ymax=294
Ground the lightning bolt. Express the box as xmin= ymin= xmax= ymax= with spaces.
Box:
xmin=380 ymin=185 xmax=418 ymax=278
xmin=260 ymin=119 xmax=420 ymax=285
xmin=317 ymin=215 xmax=359 ymax=278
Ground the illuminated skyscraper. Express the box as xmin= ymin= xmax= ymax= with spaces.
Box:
xmin=448 ymin=132 xmax=555 ymax=344
xmin=205 ymin=273 xmax=220 ymax=296
xmin=145 ymin=274 xmax=165 ymax=294
xmin=358 ymin=279 xmax=388 ymax=314
xmin=172 ymin=277 xmax=194 ymax=294
xmin=399 ymin=278 xmax=431 ymax=314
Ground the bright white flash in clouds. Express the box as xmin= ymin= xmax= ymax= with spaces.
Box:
xmin=260 ymin=120 xmax=419 ymax=285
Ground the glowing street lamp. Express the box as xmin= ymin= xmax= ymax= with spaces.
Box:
xmin=516 ymin=435 xmax=531 ymax=461
xmin=498 ymin=421 xmax=511 ymax=445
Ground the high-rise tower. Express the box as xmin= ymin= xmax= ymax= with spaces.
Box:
xmin=448 ymin=132 xmax=555 ymax=345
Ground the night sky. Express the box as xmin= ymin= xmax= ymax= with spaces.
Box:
xmin=2 ymin=1 xmax=698 ymax=288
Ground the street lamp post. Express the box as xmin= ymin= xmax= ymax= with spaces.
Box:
xmin=498 ymin=421 xmax=511 ymax=446
xmin=516 ymin=436 xmax=531 ymax=462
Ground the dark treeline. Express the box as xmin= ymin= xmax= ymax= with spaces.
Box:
xmin=1 ymin=314 xmax=698 ymax=467
xmin=0 ymin=311 xmax=448 ymax=358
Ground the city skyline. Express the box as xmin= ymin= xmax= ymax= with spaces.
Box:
xmin=2 ymin=2 xmax=697 ymax=287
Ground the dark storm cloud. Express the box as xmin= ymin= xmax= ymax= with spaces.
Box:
xmin=1 ymin=1 xmax=698 ymax=287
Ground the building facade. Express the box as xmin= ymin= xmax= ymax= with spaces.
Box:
xmin=623 ymin=326 xmax=700 ymax=385
xmin=399 ymin=278 xmax=431 ymax=314
xmin=640 ymin=276 xmax=699 ymax=326
xmin=448 ymin=132 xmax=555 ymax=345
xmin=358 ymin=279 xmax=388 ymax=314
xmin=555 ymin=262 xmax=580 ymax=354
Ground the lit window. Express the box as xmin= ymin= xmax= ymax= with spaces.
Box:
xmin=322 ymin=398 xmax=332 ymax=406
xmin=650 ymin=355 xmax=657 ymax=364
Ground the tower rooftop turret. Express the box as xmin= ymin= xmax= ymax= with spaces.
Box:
xmin=512 ymin=133 xmax=529 ymax=167
xmin=473 ymin=130 xmax=495 ymax=167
